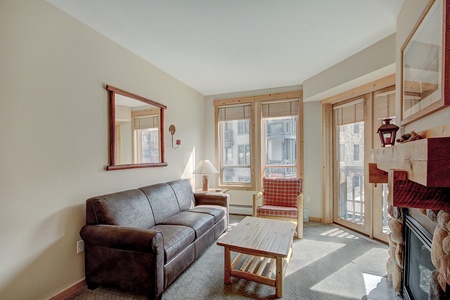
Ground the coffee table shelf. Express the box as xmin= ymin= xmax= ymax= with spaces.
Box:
xmin=230 ymin=248 xmax=293 ymax=288
xmin=217 ymin=217 xmax=295 ymax=298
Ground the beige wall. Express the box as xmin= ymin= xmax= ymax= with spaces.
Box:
xmin=303 ymin=33 xmax=396 ymax=102
xmin=0 ymin=1 xmax=205 ymax=299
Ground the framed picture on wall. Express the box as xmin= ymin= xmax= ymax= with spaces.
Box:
xmin=400 ymin=0 xmax=450 ymax=125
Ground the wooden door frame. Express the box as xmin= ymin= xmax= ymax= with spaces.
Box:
xmin=321 ymin=75 xmax=395 ymax=238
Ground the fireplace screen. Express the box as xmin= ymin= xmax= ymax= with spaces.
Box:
xmin=403 ymin=215 xmax=433 ymax=300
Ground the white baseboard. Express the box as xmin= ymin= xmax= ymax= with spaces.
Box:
xmin=229 ymin=205 xmax=252 ymax=215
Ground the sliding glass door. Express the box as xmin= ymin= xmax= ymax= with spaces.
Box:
xmin=333 ymin=96 xmax=370 ymax=235
xmin=331 ymin=86 xmax=395 ymax=241
xmin=372 ymin=86 xmax=396 ymax=242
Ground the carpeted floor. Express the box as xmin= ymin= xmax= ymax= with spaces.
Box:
xmin=66 ymin=215 xmax=400 ymax=300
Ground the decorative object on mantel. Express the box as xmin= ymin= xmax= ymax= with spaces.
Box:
xmin=168 ymin=124 xmax=181 ymax=149
xmin=396 ymin=131 xmax=422 ymax=143
xmin=377 ymin=118 xmax=399 ymax=147
xmin=193 ymin=160 xmax=218 ymax=191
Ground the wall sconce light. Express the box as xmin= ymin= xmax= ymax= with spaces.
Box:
xmin=377 ymin=118 xmax=399 ymax=147
xmin=169 ymin=124 xmax=181 ymax=149
xmin=193 ymin=160 xmax=218 ymax=191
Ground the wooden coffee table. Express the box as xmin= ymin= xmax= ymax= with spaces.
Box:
xmin=217 ymin=216 xmax=296 ymax=298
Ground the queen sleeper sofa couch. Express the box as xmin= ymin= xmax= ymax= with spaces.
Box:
xmin=80 ymin=179 xmax=229 ymax=299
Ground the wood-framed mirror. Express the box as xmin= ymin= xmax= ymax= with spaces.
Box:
xmin=400 ymin=0 xmax=450 ymax=125
xmin=106 ymin=85 xmax=168 ymax=170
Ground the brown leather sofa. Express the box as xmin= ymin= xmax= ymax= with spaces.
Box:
xmin=80 ymin=179 xmax=229 ymax=299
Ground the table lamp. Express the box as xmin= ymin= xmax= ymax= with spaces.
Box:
xmin=193 ymin=160 xmax=218 ymax=191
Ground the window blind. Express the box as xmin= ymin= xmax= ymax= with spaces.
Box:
xmin=218 ymin=104 xmax=251 ymax=121
xmin=374 ymin=91 xmax=396 ymax=121
xmin=261 ymin=99 xmax=299 ymax=118
xmin=134 ymin=115 xmax=159 ymax=130
xmin=333 ymin=98 xmax=366 ymax=126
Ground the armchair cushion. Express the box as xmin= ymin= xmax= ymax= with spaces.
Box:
xmin=258 ymin=205 xmax=298 ymax=218
xmin=262 ymin=177 xmax=302 ymax=207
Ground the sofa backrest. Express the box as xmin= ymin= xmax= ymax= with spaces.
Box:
xmin=139 ymin=182 xmax=181 ymax=224
xmin=85 ymin=189 xmax=156 ymax=228
xmin=85 ymin=179 xmax=196 ymax=228
xmin=167 ymin=179 xmax=195 ymax=211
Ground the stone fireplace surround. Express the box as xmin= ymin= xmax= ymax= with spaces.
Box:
xmin=387 ymin=207 xmax=449 ymax=298
xmin=369 ymin=128 xmax=450 ymax=299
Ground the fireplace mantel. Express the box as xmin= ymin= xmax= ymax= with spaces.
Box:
xmin=370 ymin=137 xmax=450 ymax=187
xmin=369 ymin=137 xmax=450 ymax=210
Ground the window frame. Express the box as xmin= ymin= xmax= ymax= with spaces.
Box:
xmin=261 ymin=108 xmax=298 ymax=179
xmin=215 ymin=102 xmax=255 ymax=189
xmin=320 ymin=74 xmax=395 ymax=232
xmin=214 ymin=91 xmax=303 ymax=191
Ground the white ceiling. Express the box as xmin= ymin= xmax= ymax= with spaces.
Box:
xmin=47 ymin=0 xmax=404 ymax=96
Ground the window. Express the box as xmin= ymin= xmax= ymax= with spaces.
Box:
xmin=262 ymin=100 xmax=298 ymax=178
xmin=238 ymin=120 xmax=249 ymax=134
xmin=353 ymin=144 xmax=360 ymax=161
xmin=217 ymin=104 xmax=253 ymax=187
xmin=238 ymin=145 xmax=250 ymax=165
xmin=215 ymin=91 xmax=303 ymax=190
xmin=132 ymin=112 xmax=160 ymax=163
xmin=225 ymin=147 xmax=233 ymax=162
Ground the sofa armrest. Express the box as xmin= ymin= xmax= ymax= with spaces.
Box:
xmin=193 ymin=192 xmax=229 ymax=208
xmin=80 ymin=225 xmax=163 ymax=253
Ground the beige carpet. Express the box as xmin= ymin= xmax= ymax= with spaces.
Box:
xmin=67 ymin=215 xmax=399 ymax=300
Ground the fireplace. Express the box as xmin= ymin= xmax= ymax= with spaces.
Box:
xmin=403 ymin=214 xmax=434 ymax=300
xmin=369 ymin=133 xmax=450 ymax=298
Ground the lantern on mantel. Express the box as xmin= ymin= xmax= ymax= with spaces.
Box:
xmin=377 ymin=118 xmax=399 ymax=147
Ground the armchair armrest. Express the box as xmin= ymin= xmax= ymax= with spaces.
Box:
xmin=194 ymin=192 xmax=229 ymax=208
xmin=252 ymin=191 xmax=264 ymax=217
xmin=80 ymin=224 xmax=163 ymax=253
xmin=297 ymin=193 xmax=304 ymax=239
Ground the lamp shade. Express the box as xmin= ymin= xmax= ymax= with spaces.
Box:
xmin=193 ymin=160 xmax=218 ymax=174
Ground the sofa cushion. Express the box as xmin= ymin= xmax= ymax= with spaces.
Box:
xmin=189 ymin=205 xmax=226 ymax=223
xmin=151 ymin=224 xmax=195 ymax=263
xmin=86 ymin=189 xmax=155 ymax=228
xmin=139 ymin=183 xmax=181 ymax=224
xmin=167 ymin=179 xmax=195 ymax=211
xmin=160 ymin=212 xmax=214 ymax=238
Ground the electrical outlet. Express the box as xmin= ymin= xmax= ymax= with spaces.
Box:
xmin=76 ymin=240 xmax=84 ymax=254
xmin=306 ymin=196 xmax=311 ymax=203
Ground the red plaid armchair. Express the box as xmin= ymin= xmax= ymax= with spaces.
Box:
xmin=252 ymin=177 xmax=303 ymax=238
